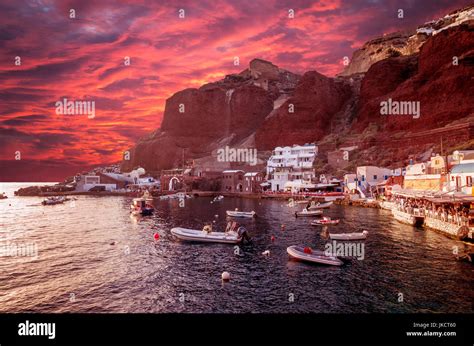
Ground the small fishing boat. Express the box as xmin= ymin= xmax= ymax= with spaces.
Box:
xmin=226 ymin=210 xmax=256 ymax=218
xmin=41 ymin=196 xmax=67 ymax=205
xmin=308 ymin=201 xmax=333 ymax=210
xmin=160 ymin=192 xmax=191 ymax=200
xmin=294 ymin=209 xmax=322 ymax=217
xmin=170 ymin=227 xmax=243 ymax=244
xmin=142 ymin=190 xmax=154 ymax=203
xmin=311 ymin=217 xmax=340 ymax=226
xmin=287 ymin=245 xmax=343 ymax=266
xmin=130 ymin=198 xmax=154 ymax=216
xmin=329 ymin=230 xmax=368 ymax=240
xmin=378 ymin=200 xmax=395 ymax=210
xmin=211 ymin=195 xmax=224 ymax=203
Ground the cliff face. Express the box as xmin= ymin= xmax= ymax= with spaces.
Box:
xmin=339 ymin=5 xmax=474 ymax=76
xmin=354 ymin=22 xmax=474 ymax=133
xmin=123 ymin=6 xmax=474 ymax=173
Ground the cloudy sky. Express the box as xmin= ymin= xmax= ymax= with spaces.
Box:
xmin=0 ymin=0 xmax=471 ymax=181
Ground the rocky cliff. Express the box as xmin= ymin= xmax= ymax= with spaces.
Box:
xmin=123 ymin=5 xmax=474 ymax=174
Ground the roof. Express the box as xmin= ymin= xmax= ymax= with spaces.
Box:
xmin=451 ymin=163 xmax=474 ymax=174
xmin=244 ymin=172 xmax=260 ymax=177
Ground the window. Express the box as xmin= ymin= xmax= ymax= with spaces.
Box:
xmin=467 ymin=176 xmax=472 ymax=187
xmin=373 ymin=175 xmax=377 ymax=180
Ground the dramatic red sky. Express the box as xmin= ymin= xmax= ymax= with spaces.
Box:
xmin=0 ymin=0 xmax=472 ymax=181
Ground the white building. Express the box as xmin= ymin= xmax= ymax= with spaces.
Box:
xmin=102 ymin=167 xmax=159 ymax=187
xmin=266 ymin=144 xmax=317 ymax=192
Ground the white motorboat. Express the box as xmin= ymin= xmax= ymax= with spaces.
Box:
xmin=226 ymin=210 xmax=256 ymax=218
xmin=308 ymin=201 xmax=333 ymax=210
xmin=294 ymin=209 xmax=322 ymax=217
xmin=211 ymin=195 xmax=224 ymax=203
xmin=160 ymin=192 xmax=191 ymax=200
xmin=329 ymin=230 xmax=368 ymax=240
xmin=142 ymin=190 xmax=154 ymax=203
xmin=379 ymin=200 xmax=395 ymax=210
xmin=171 ymin=227 xmax=242 ymax=244
xmin=287 ymin=245 xmax=343 ymax=266
xmin=311 ymin=217 xmax=340 ymax=226
xmin=392 ymin=209 xmax=424 ymax=226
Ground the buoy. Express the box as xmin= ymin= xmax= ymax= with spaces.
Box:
xmin=271 ymin=235 xmax=275 ymax=242
xmin=304 ymin=247 xmax=312 ymax=254
xmin=221 ymin=271 xmax=230 ymax=281
xmin=154 ymin=233 xmax=160 ymax=240
xmin=262 ymin=250 xmax=270 ymax=256
xmin=214 ymin=214 xmax=218 ymax=218
xmin=281 ymin=224 xmax=285 ymax=230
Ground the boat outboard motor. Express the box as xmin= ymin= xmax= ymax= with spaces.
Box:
xmin=237 ymin=226 xmax=251 ymax=243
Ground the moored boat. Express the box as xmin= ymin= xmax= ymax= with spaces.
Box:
xmin=287 ymin=245 xmax=343 ymax=266
xmin=130 ymin=198 xmax=154 ymax=216
xmin=294 ymin=209 xmax=322 ymax=217
xmin=329 ymin=230 xmax=368 ymax=240
xmin=211 ymin=195 xmax=224 ymax=203
xmin=226 ymin=210 xmax=256 ymax=218
xmin=142 ymin=190 xmax=154 ymax=203
xmin=311 ymin=217 xmax=340 ymax=226
xmin=0 ymin=193 xmax=7 ymax=200
xmin=41 ymin=196 xmax=67 ymax=205
xmin=308 ymin=201 xmax=333 ymax=210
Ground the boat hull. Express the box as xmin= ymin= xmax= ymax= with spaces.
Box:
xmin=392 ymin=209 xmax=424 ymax=227
xmin=226 ymin=211 xmax=256 ymax=218
xmin=295 ymin=210 xmax=322 ymax=217
xmin=308 ymin=202 xmax=333 ymax=210
xmin=311 ymin=220 xmax=340 ymax=226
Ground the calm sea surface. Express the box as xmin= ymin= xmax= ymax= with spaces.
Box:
xmin=0 ymin=183 xmax=473 ymax=313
